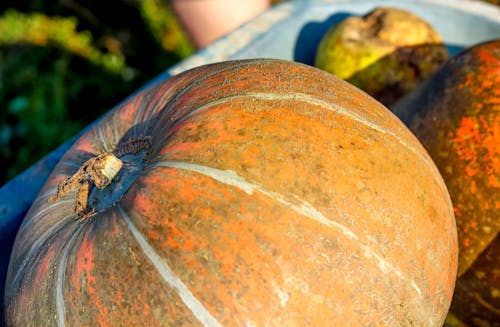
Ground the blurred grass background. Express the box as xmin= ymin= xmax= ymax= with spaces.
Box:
xmin=0 ymin=0 xmax=195 ymax=186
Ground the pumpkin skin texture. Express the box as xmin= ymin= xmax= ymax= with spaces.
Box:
xmin=5 ymin=59 xmax=457 ymax=326
xmin=393 ymin=40 xmax=500 ymax=325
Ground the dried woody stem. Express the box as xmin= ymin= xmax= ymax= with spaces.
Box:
xmin=48 ymin=137 xmax=151 ymax=218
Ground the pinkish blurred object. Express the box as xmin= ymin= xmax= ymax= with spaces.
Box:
xmin=171 ymin=0 xmax=271 ymax=48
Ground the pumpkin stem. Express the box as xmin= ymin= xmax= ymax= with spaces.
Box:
xmin=98 ymin=153 xmax=123 ymax=187
xmin=48 ymin=136 xmax=152 ymax=219
xmin=48 ymin=152 xmax=123 ymax=218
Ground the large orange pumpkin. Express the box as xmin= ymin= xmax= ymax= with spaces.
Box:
xmin=393 ymin=40 xmax=500 ymax=325
xmin=5 ymin=59 xmax=457 ymax=326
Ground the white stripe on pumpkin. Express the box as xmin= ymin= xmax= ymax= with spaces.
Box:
xmin=157 ymin=91 xmax=448 ymax=207
xmin=56 ymin=224 xmax=86 ymax=327
xmin=118 ymin=204 xmax=222 ymax=327
xmin=11 ymin=200 xmax=75 ymax=289
xmin=153 ymin=160 xmax=423 ymax=299
xmin=97 ymin=122 xmax=110 ymax=153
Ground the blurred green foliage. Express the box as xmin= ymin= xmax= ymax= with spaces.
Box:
xmin=0 ymin=0 xmax=194 ymax=185
xmin=0 ymin=9 xmax=126 ymax=73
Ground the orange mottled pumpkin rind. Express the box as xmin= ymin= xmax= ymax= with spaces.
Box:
xmin=5 ymin=59 xmax=457 ymax=326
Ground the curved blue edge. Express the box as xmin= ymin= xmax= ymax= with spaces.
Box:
xmin=0 ymin=0 xmax=499 ymax=324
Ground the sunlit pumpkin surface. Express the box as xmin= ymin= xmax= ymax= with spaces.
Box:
xmin=5 ymin=59 xmax=457 ymax=326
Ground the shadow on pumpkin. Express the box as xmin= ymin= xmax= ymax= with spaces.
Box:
xmin=53 ymin=84 xmax=194 ymax=218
